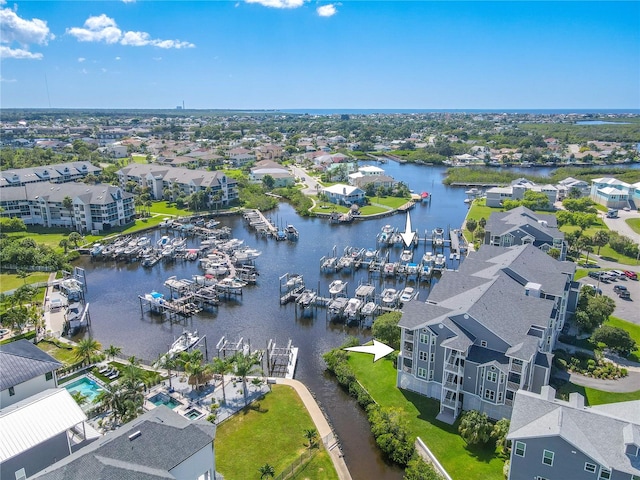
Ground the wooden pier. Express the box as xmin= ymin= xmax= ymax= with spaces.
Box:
xmin=243 ymin=209 xmax=278 ymax=237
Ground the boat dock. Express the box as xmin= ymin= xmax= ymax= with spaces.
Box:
xmin=243 ymin=209 xmax=278 ymax=237
xmin=215 ymin=336 xmax=298 ymax=379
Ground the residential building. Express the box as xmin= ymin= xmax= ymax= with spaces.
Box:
xmin=397 ymin=245 xmax=578 ymax=423
xmin=0 ymin=182 xmax=135 ymax=233
xmin=590 ymin=177 xmax=634 ymax=210
xmin=116 ymin=163 xmax=238 ymax=207
xmin=486 ymin=178 xmax=558 ymax=208
xmin=249 ymin=160 xmax=295 ymax=187
xmin=32 ymin=406 xmax=219 ymax=480
xmin=322 ymin=184 xmax=366 ymax=206
xmin=0 ymin=162 xmax=102 ymax=189
xmin=483 ymin=206 xmax=567 ymax=260
xmin=1 ymin=389 xmax=92 ymax=480
xmin=507 ymin=386 xmax=640 ymax=480
xmin=255 ymin=144 xmax=283 ymax=160
xmin=0 ymin=339 xmax=62 ymax=408
xmin=556 ymin=177 xmax=590 ymax=200
xmin=227 ymin=147 xmax=256 ymax=166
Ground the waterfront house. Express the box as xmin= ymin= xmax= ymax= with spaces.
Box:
xmin=397 ymin=245 xmax=578 ymax=423
xmin=249 ymin=160 xmax=295 ymax=187
xmin=32 ymin=406 xmax=219 ymax=480
xmin=322 ymin=184 xmax=366 ymax=206
xmin=486 ymin=178 xmax=558 ymax=208
xmin=483 ymin=206 xmax=567 ymax=260
xmin=590 ymin=177 xmax=634 ymax=210
xmin=0 ymin=340 xmax=62 ymax=408
xmin=0 ymin=182 xmax=135 ymax=233
xmin=507 ymin=386 xmax=640 ymax=480
xmin=0 ymin=162 xmax=101 ymax=189
xmin=556 ymin=177 xmax=590 ymax=199
xmin=0 ymin=389 xmax=92 ymax=480
xmin=116 ymin=163 xmax=238 ymax=207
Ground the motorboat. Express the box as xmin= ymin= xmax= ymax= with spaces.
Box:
xmin=406 ymin=263 xmax=419 ymax=279
xmin=206 ymin=262 xmax=229 ymax=276
xmin=233 ymin=248 xmax=262 ymax=264
xmin=329 ymin=280 xmax=347 ymax=296
xmin=297 ymin=289 xmax=317 ymax=307
xmin=381 ymin=288 xmax=398 ymax=307
xmin=216 ymin=277 xmax=247 ymax=291
xmin=377 ymin=224 xmax=394 ymax=245
xmin=383 ymin=262 xmax=397 ymax=276
xmin=328 ymin=297 xmax=348 ymax=319
xmin=400 ymin=249 xmax=413 ymax=262
xmin=137 ymin=236 xmax=150 ymax=247
xmin=90 ymin=243 xmax=103 ymax=256
xmin=434 ymin=253 xmax=446 ymax=271
xmin=145 ymin=291 xmax=165 ymax=306
xmin=285 ymin=274 xmax=304 ymax=289
xmin=422 ymin=251 xmax=435 ymax=265
xmin=321 ymin=256 xmax=338 ymax=273
xmin=420 ymin=191 xmax=429 ymax=202
xmin=391 ymin=233 xmax=404 ymax=247
xmin=344 ymin=298 xmax=362 ymax=318
xmin=364 ymin=248 xmax=378 ymax=260
xmin=285 ymin=224 xmax=299 ymax=241
xmin=168 ymin=330 xmax=200 ymax=357
xmin=337 ymin=255 xmax=354 ymax=272
xmin=420 ymin=263 xmax=432 ymax=278
xmin=360 ymin=301 xmax=378 ymax=316
xmin=192 ymin=274 xmax=217 ymax=287
xmin=433 ymin=228 xmax=445 ymax=247
xmin=400 ymin=287 xmax=416 ymax=303
xmin=157 ymin=235 xmax=171 ymax=247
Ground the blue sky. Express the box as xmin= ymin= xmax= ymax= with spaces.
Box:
xmin=1 ymin=1 xmax=638 ymax=109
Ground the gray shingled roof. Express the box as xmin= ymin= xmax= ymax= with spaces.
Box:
xmin=32 ymin=406 xmax=216 ymax=480
xmin=118 ymin=163 xmax=237 ymax=189
xmin=509 ymin=389 xmax=640 ymax=476
xmin=0 ymin=182 xmax=133 ymax=206
xmin=0 ymin=340 xmax=62 ymax=391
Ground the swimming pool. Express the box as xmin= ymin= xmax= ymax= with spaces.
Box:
xmin=183 ymin=408 xmax=205 ymax=420
xmin=148 ymin=392 xmax=182 ymax=410
xmin=64 ymin=376 xmax=103 ymax=404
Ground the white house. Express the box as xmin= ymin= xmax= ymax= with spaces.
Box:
xmin=322 ymin=184 xmax=366 ymax=206
xmin=590 ymin=177 xmax=633 ymax=209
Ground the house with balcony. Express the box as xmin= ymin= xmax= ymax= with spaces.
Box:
xmin=397 ymin=245 xmax=578 ymax=424
xmin=249 ymin=160 xmax=295 ymax=187
xmin=556 ymin=177 xmax=590 ymax=200
xmin=486 ymin=178 xmax=558 ymax=208
xmin=116 ymin=163 xmax=238 ymax=207
xmin=32 ymin=405 xmax=219 ymax=480
xmin=507 ymin=386 xmax=640 ymax=480
xmin=322 ymin=184 xmax=366 ymax=206
xmin=0 ymin=182 xmax=135 ymax=233
xmin=0 ymin=162 xmax=101 ymax=189
xmin=590 ymin=177 xmax=635 ymax=210
xmin=483 ymin=206 xmax=567 ymax=260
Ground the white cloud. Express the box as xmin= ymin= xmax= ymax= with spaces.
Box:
xmin=0 ymin=5 xmax=53 ymax=60
xmin=1 ymin=76 xmax=17 ymax=82
xmin=78 ymin=57 xmax=85 ymax=62
xmin=0 ymin=45 xmax=43 ymax=59
xmin=245 ymin=0 xmax=305 ymax=8
xmin=115 ymin=56 xmax=121 ymax=60
xmin=122 ymin=0 xmax=136 ymax=3
xmin=317 ymin=4 xmax=337 ymax=17
xmin=67 ymin=14 xmax=195 ymax=49
xmin=81 ymin=68 xmax=88 ymax=74
xmin=101 ymin=67 xmax=107 ymax=73
xmin=152 ymin=56 xmax=162 ymax=61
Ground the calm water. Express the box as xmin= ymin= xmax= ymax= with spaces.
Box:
xmin=76 ymin=162 xmax=550 ymax=478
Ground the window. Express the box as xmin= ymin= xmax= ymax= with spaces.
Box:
xmin=598 ymin=469 xmax=611 ymax=480
xmin=45 ymin=371 xmax=53 ymax=381
xmin=486 ymin=371 xmax=498 ymax=382
xmin=15 ymin=468 xmax=27 ymax=480
xmin=417 ymin=367 xmax=427 ymax=379
xmin=514 ymin=441 xmax=526 ymax=457
xmin=497 ymin=392 xmax=503 ymax=403
xmin=9 ymin=387 xmax=15 ymax=396
xmin=428 ymin=370 xmax=434 ymax=381
xmin=419 ymin=333 xmax=429 ymax=344
xmin=430 ymin=353 xmax=435 ymax=362
xmin=419 ymin=351 xmax=428 ymax=362
xmin=480 ymin=340 xmax=487 ymax=347
xmin=584 ymin=463 xmax=596 ymax=473
xmin=542 ymin=450 xmax=554 ymax=466
xmin=431 ymin=335 xmax=436 ymax=345
xmin=484 ymin=389 xmax=495 ymax=401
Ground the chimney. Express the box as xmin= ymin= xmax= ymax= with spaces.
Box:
xmin=569 ymin=392 xmax=585 ymax=409
xmin=540 ymin=385 xmax=556 ymax=401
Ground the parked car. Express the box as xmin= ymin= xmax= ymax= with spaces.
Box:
xmin=600 ymin=272 xmax=617 ymax=282
xmin=611 ymin=270 xmax=626 ymax=278
xmin=624 ymin=270 xmax=638 ymax=280
xmin=582 ymin=284 xmax=602 ymax=295
xmin=588 ymin=271 xmax=603 ymax=280
xmin=618 ymin=290 xmax=631 ymax=299
xmin=613 ymin=285 xmax=628 ymax=294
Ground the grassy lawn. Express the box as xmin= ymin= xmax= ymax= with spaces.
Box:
xmin=131 ymin=154 xmax=149 ymax=164
xmin=359 ymin=205 xmax=390 ymax=215
xmin=370 ymin=196 xmax=412 ymax=209
xmin=1 ymin=271 xmax=51 ymax=292
xmin=290 ymin=450 xmax=337 ymax=480
xmin=556 ymin=382 xmax=640 ymax=405
xmin=216 ymin=385 xmax=334 ymax=480
xmin=148 ymin=202 xmax=192 ymax=216
xmin=348 ymin=353 xmax=504 ymax=480
xmin=626 ymin=217 xmax=640 ymax=234
xmin=574 ymin=269 xmax=588 ymax=281
xmin=7 ymin=227 xmax=75 ymax=251
xmin=38 ymin=338 xmax=78 ymax=364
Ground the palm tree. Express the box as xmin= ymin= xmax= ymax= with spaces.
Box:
xmin=178 ymin=349 xmax=211 ymax=391
xmin=210 ymin=357 xmax=232 ymax=404
xmin=492 ymin=418 xmax=511 ymax=453
xmin=593 ymin=230 xmax=610 ymax=255
xmin=105 ymin=345 xmax=122 ymax=361
xmin=68 ymin=232 xmax=82 ymax=247
xmin=303 ymin=428 xmax=318 ymax=449
xmin=59 ymin=239 xmax=70 ymax=254
xmin=74 ymin=337 xmax=102 ymax=366
xmin=232 ymin=351 xmax=263 ymax=406
xmin=70 ymin=391 xmax=88 ymax=407
xmin=258 ymin=463 xmax=275 ymax=479
xmin=156 ymin=353 xmax=179 ymax=388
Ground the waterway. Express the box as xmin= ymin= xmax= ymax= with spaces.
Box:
xmin=74 ymin=162 xmax=588 ymax=478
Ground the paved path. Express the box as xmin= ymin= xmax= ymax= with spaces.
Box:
xmin=276 ymin=378 xmax=352 ymax=480
xmin=556 ymin=369 xmax=640 ymax=393
xmin=601 ymin=208 xmax=640 ymax=244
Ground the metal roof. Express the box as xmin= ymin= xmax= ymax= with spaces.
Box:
xmin=0 ymin=388 xmax=87 ymax=462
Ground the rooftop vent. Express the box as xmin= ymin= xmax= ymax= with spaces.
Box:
xmin=128 ymin=431 xmax=142 ymax=441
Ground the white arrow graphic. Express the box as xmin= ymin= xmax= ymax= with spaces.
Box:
xmin=400 ymin=211 xmax=415 ymax=248
xmin=344 ymin=339 xmax=394 ymax=362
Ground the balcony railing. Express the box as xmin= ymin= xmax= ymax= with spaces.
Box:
xmin=443 ymin=381 xmax=459 ymax=391
xmin=510 ymin=362 xmax=523 ymax=373
xmin=507 ymin=381 xmax=520 ymax=391
xmin=444 ymin=362 xmax=463 ymax=373
xmin=441 ymin=397 xmax=458 ymax=408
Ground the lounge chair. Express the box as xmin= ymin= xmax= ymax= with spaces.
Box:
xmin=107 ymin=370 xmax=120 ymax=380
xmin=98 ymin=365 xmax=109 ymax=374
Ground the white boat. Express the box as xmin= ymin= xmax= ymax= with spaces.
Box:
xmin=137 ymin=236 xmax=150 ymax=247
xmin=391 ymin=233 xmax=404 ymax=247
xmin=161 ymin=245 xmax=175 ymax=258
xmin=168 ymin=330 xmax=200 ymax=356
xmin=206 ymin=263 xmax=229 ymax=276
xmin=206 ymin=220 xmax=220 ymax=229
xmin=286 ymin=274 xmax=304 ymax=288
xmin=233 ymin=247 xmax=262 ymax=263
xmin=328 ymin=297 xmax=348 ymax=318
xmin=329 ymin=280 xmax=347 ymax=296
xmin=157 ymin=235 xmax=171 ymax=247
xmin=420 ymin=263 xmax=432 ymax=278
xmin=434 ymin=253 xmax=446 ymax=271
xmin=172 ymin=237 xmax=187 ymax=248
xmin=433 ymin=228 xmax=445 ymax=247
xmin=321 ymin=256 xmax=338 ymax=272
xmin=377 ymin=224 xmax=394 ymax=245
xmin=158 ymin=218 xmax=172 ymax=227
xmin=145 ymin=291 xmax=166 ymax=306
xmin=364 ymin=248 xmax=378 ymax=259
xmin=400 ymin=249 xmax=413 ymax=262
xmin=400 ymin=287 xmax=416 ymax=303
xmin=344 ymin=298 xmax=362 ymax=318
xmin=297 ymin=289 xmax=317 ymax=307
xmin=381 ymin=288 xmax=398 ymax=306
xmin=216 ymin=277 xmax=247 ymax=290
xmin=286 ymin=224 xmax=299 ymax=241
xmin=383 ymin=262 xmax=397 ymax=276
xmin=90 ymin=243 xmax=103 ymax=256
xmin=422 ymin=251 xmax=435 ymax=265
xmin=406 ymin=263 xmax=419 ymax=279
xmin=192 ymin=274 xmax=217 ymax=286
xmin=361 ymin=301 xmax=378 ymax=316
xmin=337 ymin=255 xmax=354 ymax=271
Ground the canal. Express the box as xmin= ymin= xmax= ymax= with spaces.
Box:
xmin=76 ymin=162 xmax=549 ymax=479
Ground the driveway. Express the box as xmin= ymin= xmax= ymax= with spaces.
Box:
xmin=600 ymin=208 xmax=640 ymax=244
xmin=290 ymin=165 xmax=322 ymax=195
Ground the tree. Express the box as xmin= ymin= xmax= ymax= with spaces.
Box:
xmin=466 ymin=218 xmax=477 ymax=234
xmin=178 ymin=349 xmax=211 ymax=391
xmin=403 ymin=456 xmax=441 ymax=480
xmin=74 ymin=337 xmax=102 ymax=366
xmin=258 ymin=463 xmax=275 ymax=479
xmin=478 ymin=217 xmax=487 ymax=229
xmin=262 ymin=174 xmax=275 ymax=190
xmin=68 ymin=232 xmax=82 ymax=247
xmin=303 ymin=428 xmax=318 ymax=449
xmin=492 ymin=418 xmax=511 ymax=453
xmin=458 ymin=410 xmax=493 ymax=445
xmin=574 ymin=294 xmax=615 ymax=333
xmin=70 ymin=391 xmax=88 ymax=407
xmin=232 ymin=351 xmax=263 ymax=406
xmin=210 ymin=357 xmax=232 ymax=404
xmin=591 ymin=326 xmax=636 ymax=355
xmin=62 ymin=195 xmax=73 ymax=213
xmin=547 ymin=248 xmax=561 ymax=260
xmin=372 ymin=311 xmax=401 ymax=350
xmin=105 ymin=345 xmax=122 ymax=361
xmin=16 ymin=269 xmax=30 ymax=285
xmin=593 ymin=230 xmax=610 ymax=255
xmin=59 ymin=239 xmax=70 ymax=254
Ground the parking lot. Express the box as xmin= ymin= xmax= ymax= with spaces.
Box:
xmin=580 ymin=272 xmax=640 ymax=326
